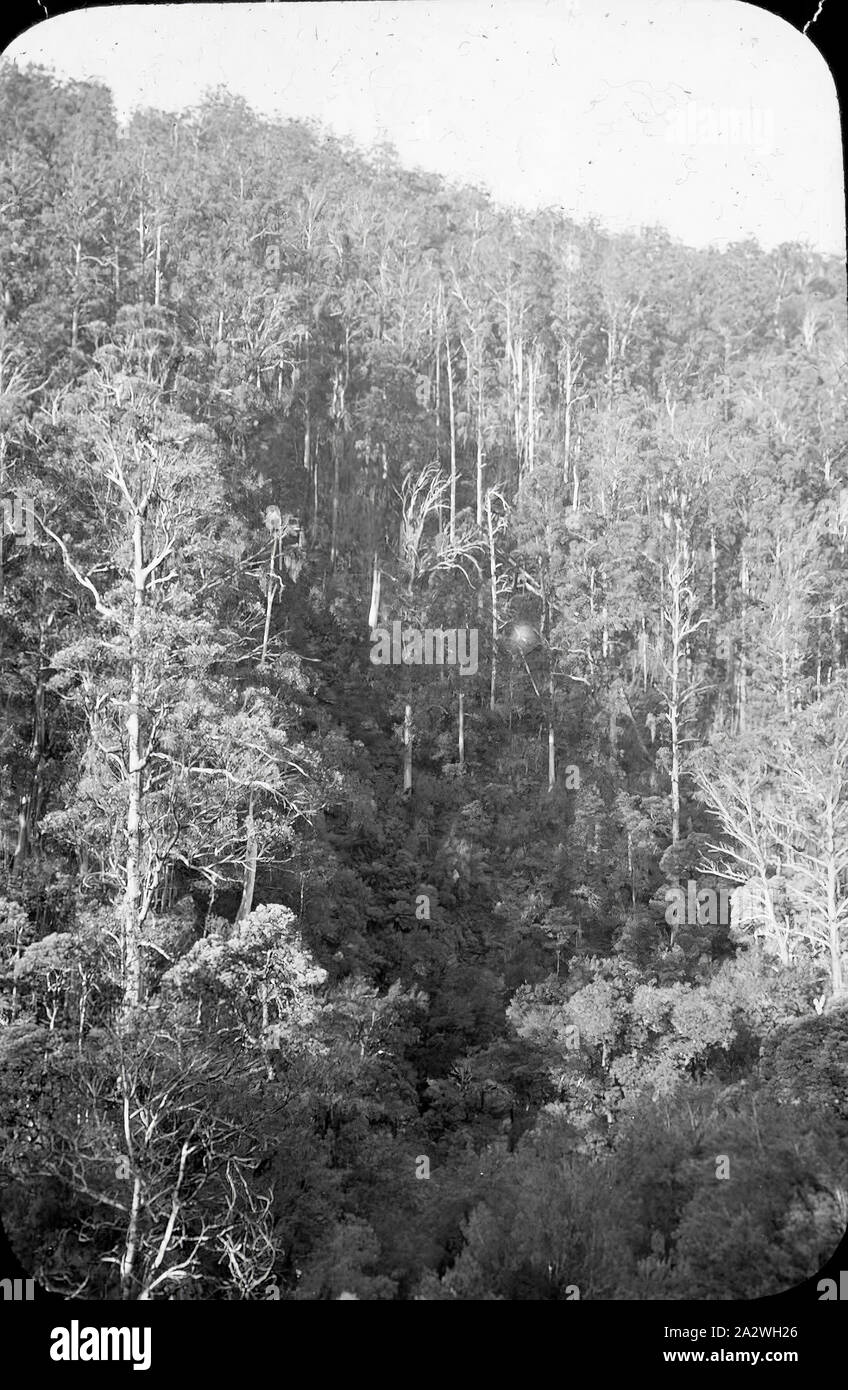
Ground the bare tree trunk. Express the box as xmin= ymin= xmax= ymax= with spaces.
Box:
xmin=71 ymin=241 xmax=81 ymax=350
xmin=313 ymin=449 xmax=319 ymax=537
xmin=330 ymin=359 xmax=346 ymax=566
xmin=669 ymin=689 xmax=680 ymax=845
xmin=368 ymin=552 xmax=381 ymax=630
xmin=641 ymin=615 xmax=648 ymax=692
xmin=661 ymin=544 xmax=700 ymax=850
xmin=444 ymin=305 xmax=457 ymax=543
xmin=303 ymin=333 xmax=313 ymax=532
xmin=458 ymin=689 xmax=465 ymax=771
xmin=12 ymin=628 xmax=47 ymax=873
xmin=120 ymin=1175 xmax=143 ymax=1300
xmin=330 ymin=429 xmax=341 ymax=565
xmin=628 ymin=831 xmax=636 ymax=905
xmin=739 ymin=547 xmax=748 ymax=733
xmin=513 ymin=335 xmax=524 ymax=477
xmin=824 ymin=798 xmax=845 ymax=995
xmin=122 ymin=511 xmax=145 ymax=1011
xmin=154 ymin=224 xmax=163 ymax=308
xmin=563 ymin=342 xmax=572 ymax=489
xmin=527 ymin=349 xmax=535 ymax=475
xmin=434 ymin=298 xmax=440 ymax=435
xmin=235 ymin=792 xmax=257 ymax=925
xmin=668 ymin=572 xmax=682 ymax=847
xmin=260 ymin=532 xmax=278 ymax=666
xmin=476 ymin=360 xmax=484 ymax=528
xmin=546 ymin=594 xmax=555 ymax=790
xmin=486 ymin=491 xmax=498 ymax=711
xmin=137 ymin=208 xmax=145 ymax=304
xmin=403 ymin=703 xmax=413 ymax=795
xmin=548 ymin=722 xmax=555 ymax=791
xmin=606 ymin=315 xmax=615 ymax=403
xmin=829 ymin=927 xmax=843 ymax=995
xmin=0 ymin=354 xmax=6 ymax=600
xmin=123 ymin=511 xmax=145 ymax=1010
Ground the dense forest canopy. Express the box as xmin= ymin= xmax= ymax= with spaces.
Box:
xmin=0 ymin=62 xmax=847 ymax=1301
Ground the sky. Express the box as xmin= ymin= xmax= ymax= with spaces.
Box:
xmin=4 ymin=0 xmax=845 ymax=255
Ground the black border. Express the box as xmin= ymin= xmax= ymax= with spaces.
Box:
xmin=0 ymin=0 xmax=846 ymax=1370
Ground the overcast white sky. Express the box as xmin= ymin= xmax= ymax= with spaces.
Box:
xmin=5 ymin=0 xmax=844 ymax=255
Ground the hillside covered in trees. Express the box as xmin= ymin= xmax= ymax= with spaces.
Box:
xmin=0 ymin=63 xmax=847 ymax=1301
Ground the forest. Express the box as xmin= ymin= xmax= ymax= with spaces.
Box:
xmin=0 ymin=61 xmax=846 ymax=1301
